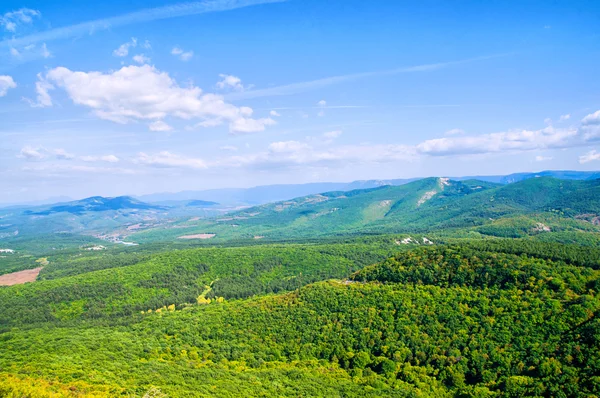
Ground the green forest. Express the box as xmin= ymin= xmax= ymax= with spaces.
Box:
xmin=1 ymin=178 xmax=600 ymax=397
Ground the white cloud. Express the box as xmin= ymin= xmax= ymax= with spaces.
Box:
xmin=148 ymin=120 xmax=173 ymax=132
xmin=54 ymin=149 xmax=75 ymax=160
xmin=0 ymin=8 xmax=40 ymax=32
xmin=270 ymin=110 xmax=281 ymax=117
xmin=216 ymin=74 xmax=243 ymax=91
xmin=317 ymin=100 xmax=327 ymax=107
xmin=132 ymin=54 xmax=151 ymax=64
xmin=135 ymin=151 xmax=207 ymax=169
xmin=269 ymin=141 xmax=311 ymax=153
xmin=0 ymin=75 xmax=17 ymax=97
xmin=80 ymin=155 xmax=120 ymax=163
xmin=171 ymin=47 xmax=193 ymax=61
xmin=579 ymin=150 xmax=600 ymax=164
xmin=535 ymin=155 xmax=552 ymax=162
xmin=41 ymin=43 xmax=51 ymax=58
xmin=229 ymin=117 xmax=276 ymax=134
xmin=141 ymin=40 xmax=152 ymax=49
xmin=214 ymin=142 xmax=415 ymax=170
xmin=18 ymin=146 xmax=45 ymax=160
xmin=39 ymin=64 xmax=276 ymax=133
xmin=580 ymin=110 xmax=600 ymax=142
xmin=559 ymin=114 xmax=571 ymax=121
xmin=113 ymin=37 xmax=137 ymax=57
xmin=444 ymin=128 xmax=465 ymax=136
xmin=416 ymin=126 xmax=578 ymax=156
xmin=582 ymin=110 xmax=600 ymax=125
xmin=24 ymin=73 xmax=54 ymax=107
xmin=18 ymin=146 xmax=77 ymax=161
xmin=8 ymin=42 xmax=51 ymax=60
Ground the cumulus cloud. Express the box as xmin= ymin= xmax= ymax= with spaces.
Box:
xmin=135 ymin=151 xmax=207 ymax=169
xmin=132 ymin=54 xmax=151 ymax=64
xmin=416 ymin=126 xmax=578 ymax=156
xmin=36 ymin=64 xmax=276 ymax=133
xmin=216 ymin=74 xmax=244 ymax=91
xmin=317 ymin=100 xmax=327 ymax=107
xmin=149 ymin=120 xmax=173 ymax=132
xmin=580 ymin=110 xmax=600 ymax=142
xmin=0 ymin=8 xmax=40 ymax=32
xmin=583 ymin=110 xmax=600 ymax=125
xmin=270 ymin=110 xmax=281 ymax=117
xmin=113 ymin=37 xmax=137 ymax=57
xmin=579 ymin=150 xmax=600 ymax=164
xmin=535 ymin=155 xmax=552 ymax=162
xmin=0 ymin=75 xmax=17 ymax=96
xmin=171 ymin=47 xmax=193 ymax=61
xmin=18 ymin=146 xmax=45 ymax=160
xmin=80 ymin=155 xmax=120 ymax=163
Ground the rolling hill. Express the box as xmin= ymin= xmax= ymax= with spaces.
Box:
xmin=134 ymin=170 xmax=600 ymax=206
xmin=130 ymin=177 xmax=600 ymax=243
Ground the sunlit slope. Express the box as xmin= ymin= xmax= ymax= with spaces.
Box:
xmin=130 ymin=177 xmax=600 ymax=242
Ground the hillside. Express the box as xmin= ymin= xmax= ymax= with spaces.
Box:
xmin=134 ymin=170 xmax=600 ymax=206
xmin=130 ymin=177 xmax=600 ymax=243
xmin=1 ymin=243 xmax=598 ymax=396
xmin=0 ymin=195 xmax=227 ymax=246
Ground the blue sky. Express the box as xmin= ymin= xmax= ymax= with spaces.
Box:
xmin=1 ymin=0 xmax=600 ymax=203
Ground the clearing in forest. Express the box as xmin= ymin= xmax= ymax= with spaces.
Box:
xmin=0 ymin=267 xmax=43 ymax=286
xmin=177 ymin=233 xmax=216 ymax=239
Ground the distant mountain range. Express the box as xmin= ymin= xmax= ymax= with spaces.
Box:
xmin=128 ymin=176 xmax=600 ymax=243
xmin=2 ymin=170 xmax=598 ymax=210
xmin=3 ymin=173 xmax=600 ymax=245
xmin=23 ymin=196 xmax=165 ymax=216
xmin=137 ymin=170 xmax=600 ymax=206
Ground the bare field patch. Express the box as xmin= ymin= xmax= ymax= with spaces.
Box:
xmin=178 ymin=233 xmax=216 ymax=239
xmin=0 ymin=267 xmax=43 ymax=286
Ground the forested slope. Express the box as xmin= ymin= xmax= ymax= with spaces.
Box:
xmin=1 ymin=243 xmax=599 ymax=396
xmin=130 ymin=177 xmax=600 ymax=242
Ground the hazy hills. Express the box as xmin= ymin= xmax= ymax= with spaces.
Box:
xmin=136 ymin=170 xmax=600 ymax=206
xmin=2 ymin=173 xmax=600 ymax=246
